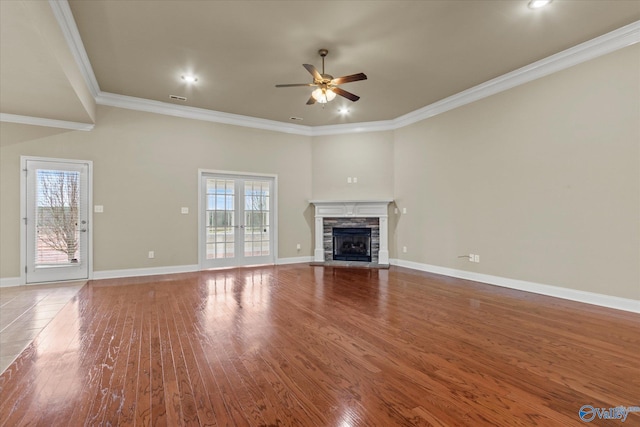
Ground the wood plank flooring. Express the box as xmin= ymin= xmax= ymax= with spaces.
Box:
xmin=0 ymin=264 xmax=638 ymax=426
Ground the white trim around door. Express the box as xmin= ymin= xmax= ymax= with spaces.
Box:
xmin=20 ymin=156 xmax=93 ymax=284
xmin=198 ymin=169 xmax=278 ymax=270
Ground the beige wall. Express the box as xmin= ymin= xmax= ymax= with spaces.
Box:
xmin=311 ymin=131 xmax=394 ymax=200
xmin=394 ymin=45 xmax=639 ymax=299
xmin=0 ymin=106 xmax=312 ymax=276
xmin=2 ymin=45 xmax=638 ymax=302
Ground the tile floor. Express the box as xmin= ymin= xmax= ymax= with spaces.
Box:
xmin=0 ymin=281 xmax=85 ymax=374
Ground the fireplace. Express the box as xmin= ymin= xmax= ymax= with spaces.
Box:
xmin=310 ymin=200 xmax=392 ymax=266
xmin=333 ymin=228 xmax=372 ymax=262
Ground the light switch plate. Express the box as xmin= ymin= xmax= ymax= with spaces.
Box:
xmin=94 ymin=205 xmax=104 ymax=213
xmin=181 ymin=207 xmax=189 ymax=214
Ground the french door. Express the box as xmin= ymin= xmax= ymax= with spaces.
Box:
xmin=199 ymin=172 xmax=276 ymax=269
xmin=23 ymin=158 xmax=91 ymax=283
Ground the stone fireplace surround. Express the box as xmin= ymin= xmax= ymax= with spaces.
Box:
xmin=329 ymin=220 xmax=376 ymax=262
xmin=310 ymin=200 xmax=392 ymax=265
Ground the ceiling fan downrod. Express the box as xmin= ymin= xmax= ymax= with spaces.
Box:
xmin=318 ymin=48 xmax=328 ymax=75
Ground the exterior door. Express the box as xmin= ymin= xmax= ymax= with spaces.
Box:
xmin=200 ymin=173 xmax=275 ymax=269
xmin=23 ymin=158 xmax=91 ymax=283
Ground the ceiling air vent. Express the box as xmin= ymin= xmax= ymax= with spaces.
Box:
xmin=289 ymin=117 xmax=303 ymax=121
xmin=169 ymin=95 xmax=187 ymax=101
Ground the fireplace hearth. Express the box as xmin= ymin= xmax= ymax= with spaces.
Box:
xmin=333 ymin=228 xmax=372 ymax=262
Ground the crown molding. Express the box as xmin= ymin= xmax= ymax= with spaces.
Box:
xmin=95 ymin=92 xmax=313 ymax=136
xmin=53 ymin=1 xmax=639 ymax=136
xmin=0 ymin=113 xmax=94 ymax=131
xmin=122 ymin=19 xmax=638 ymax=137
xmin=390 ymin=20 xmax=640 ymax=130
xmin=309 ymin=120 xmax=396 ymax=136
xmin=48 ymin=0 xmax=100 ymax=98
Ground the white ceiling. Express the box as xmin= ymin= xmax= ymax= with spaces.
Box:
xmin=1 ymin=1 xmax=639 ymax=129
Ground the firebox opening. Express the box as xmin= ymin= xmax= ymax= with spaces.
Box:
xmin=333 ymin=227 xmax=372 ymax=262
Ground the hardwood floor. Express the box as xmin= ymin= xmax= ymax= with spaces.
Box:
xmin=0 ymin=264 xmax=638 ymax=426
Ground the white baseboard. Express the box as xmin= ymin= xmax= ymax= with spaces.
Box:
xmin=92 ymin=264 xmax=199 ymax=280
xmin=0 ymin=268 xmax=188 ymax=286
xmin=390 ymin=259 xmax=640 ymax=314
xmin=92 ymin=258 xmax=312 ymax=280
xmin=277 ymin=256 xmax=313 ymax=265
xmin=11 ymin=259 xmax=635 ymax=313
xmin=0 ymin=277 xmax=21 ymax=288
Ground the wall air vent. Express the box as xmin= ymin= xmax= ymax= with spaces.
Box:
xmin=169 ymin=95 xmax=187 ymax=101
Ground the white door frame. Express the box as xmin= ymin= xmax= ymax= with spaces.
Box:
xmin=20 ymin=156 xmax=93 ymax=284
xmin=198 ymin=169 xmax=278 ymax=269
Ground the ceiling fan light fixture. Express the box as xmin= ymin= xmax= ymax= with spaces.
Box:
xmin=312 ymin=87 xmax=336 ymax=103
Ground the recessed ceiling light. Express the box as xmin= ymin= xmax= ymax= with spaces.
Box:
xmin=338 ymin=107 xmax=350 ymax=115
xmin=181 ymin=75 xmax=198 ymax=83
xmin=528 ymin=0 xmax=552 ymax=9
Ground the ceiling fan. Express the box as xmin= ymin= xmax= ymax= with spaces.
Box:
xmin=275 ymin=49 xmax=367 ymax=105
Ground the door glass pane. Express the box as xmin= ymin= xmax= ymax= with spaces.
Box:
xmin=35 ymin=170 xmax=81 ymax=265
xmin=244 ymin=180 xmax=270 ymax=257
xmin=206 ymin=178 xmax=235 ymax=259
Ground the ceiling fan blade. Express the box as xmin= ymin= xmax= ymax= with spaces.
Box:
xmin=303 ymin=64 xmax=323 ymax=81
xmin=275 ymin=83 xmax=317 ymax=88
xmin=306 ymin=95 xmax=317 ymax=105
xmin=331 ymin=73 xmax=367 ymax=85
xmin=332 ymin=87 xmax=360 ymax=102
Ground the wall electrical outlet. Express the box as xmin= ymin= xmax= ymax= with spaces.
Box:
xmin=402 ymin=246 xmax=407 ymax=253
xmin=181 ymin=207 xmax=189 ymax=214
xmin=353 ymin=177 xmax=358 ymax=183
xmin=473 ymin=254 xmax=480 ymax=263
xmin=347 ymin=177 xmax=352 ymax=183
xmin=296 ymin=243 xmax=301 ymax=250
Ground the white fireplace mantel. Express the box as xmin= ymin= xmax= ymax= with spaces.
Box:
xmin=309 ymin=200 xmax=393 ymax=264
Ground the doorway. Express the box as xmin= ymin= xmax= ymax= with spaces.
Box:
xmin=22 ymin=157 xmax=92 ymax=283
xmin=199 ymin=171 xmax=276 ymax=269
